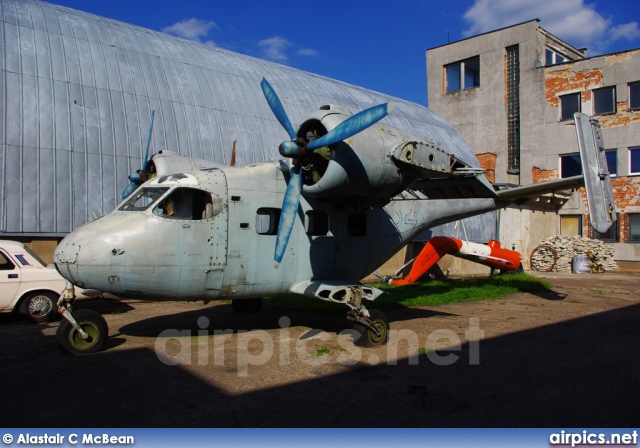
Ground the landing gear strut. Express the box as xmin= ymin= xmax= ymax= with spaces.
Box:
xmin=348 ymin=308 xmax=390 ymax=347
xmin=343 ymin=286 xmax=390 ymax=347
xmin=56 ymin=282 xmax=108 ymax=355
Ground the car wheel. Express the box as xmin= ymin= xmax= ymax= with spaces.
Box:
xmin=19 ymin=292 xmax=58 ymax=323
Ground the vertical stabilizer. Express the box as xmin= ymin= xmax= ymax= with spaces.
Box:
xmin=574 ymin=113 xmax=617 ymax=234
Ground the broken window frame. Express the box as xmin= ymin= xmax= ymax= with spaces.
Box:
xmin=445 ymin=56 xmax=480 ymax=93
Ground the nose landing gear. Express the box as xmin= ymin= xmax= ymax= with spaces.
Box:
xmin=56 ymin=282 xmax=108 ymax=355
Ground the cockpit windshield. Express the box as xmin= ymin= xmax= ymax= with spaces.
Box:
xmin=119 ymin=187 xmax=169 ymax=212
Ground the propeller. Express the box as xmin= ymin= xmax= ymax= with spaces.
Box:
xmin=260 ymin=77 xmax=393 ymax=267
xmin=122 ymin=109 xmax=155 ymax=199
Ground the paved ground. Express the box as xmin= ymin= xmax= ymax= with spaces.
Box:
xmin=1 ymin=271 xmax=639 ymax=427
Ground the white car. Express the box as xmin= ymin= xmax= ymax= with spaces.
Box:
xmin=0 ymin=240 xmax=79 ymax=323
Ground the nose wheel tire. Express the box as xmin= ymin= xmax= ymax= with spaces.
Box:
xmin=19 ymin=292 xmax=58 ymax=323
xmin=353 ymin=309 xmax=390 ymax=347
xmin=56 ymin=309 xmax=108 ymax=355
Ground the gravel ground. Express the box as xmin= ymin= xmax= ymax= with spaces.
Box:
xmin=1 ymin=271 xmax=639 ymax=427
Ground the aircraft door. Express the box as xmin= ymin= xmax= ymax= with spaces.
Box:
xmin=152 ymin=173 xmax=228 ymax=299
xmin=204 ymin=170 xmax=228 ymax=294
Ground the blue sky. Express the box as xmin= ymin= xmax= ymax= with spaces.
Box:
xmin=48 ymin=0 xmax=640 ymax=106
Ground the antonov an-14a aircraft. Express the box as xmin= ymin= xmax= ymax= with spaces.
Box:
xmin=52 ymin=78 xmax=616 ymax=355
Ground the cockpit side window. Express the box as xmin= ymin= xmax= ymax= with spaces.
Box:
xmin=119 ymin=187 xmax=170 ymax=211
xmin=154 ymin=187 xmax=221 ymax=220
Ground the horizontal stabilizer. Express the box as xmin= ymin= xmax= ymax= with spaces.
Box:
xmin=495 ymin=176 xmax=584 ymax=202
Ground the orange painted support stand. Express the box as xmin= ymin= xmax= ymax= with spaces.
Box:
xmin=390 ymin=237 xmax=521 ymax=286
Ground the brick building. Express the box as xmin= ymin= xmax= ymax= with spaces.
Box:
xmin=426 ymin=20 xmax=640 ymax=268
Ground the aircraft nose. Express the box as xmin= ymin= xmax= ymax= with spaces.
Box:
xmin=54 ymin=213 xmax=144 ymax=289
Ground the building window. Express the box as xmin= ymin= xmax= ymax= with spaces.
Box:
xmin=506 ymin=45 xmax=520 ymax=171
xmin=561 ymin=215 xmax=582 ymax=236
xmin=256 ymin=208 xmax=280 ymax=235
xmin=560 ymin=93 xmax=581 ymax=121
xmin=593 ymin=86 xmax=616 ymax=115
xmin=605 ymin=149 xmax=617 ymax=177
xmin=629 ymin=82 xmax=640 ymax=110
xmin=560 ymin=153 xmax=581 ymax=178
xmin=445 ymin=56 xmax=480 ymax=93
xmin=592 ymin=213 xmax=619 ymax=242
xmin=628 ymin=214 xmax=640 ymax=242
xmin=630 ymin=147 xmax=640 ymax=175
xmin=545 ymin=48 xmax=567 ymax=65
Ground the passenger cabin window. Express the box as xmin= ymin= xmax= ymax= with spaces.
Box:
xmin=154 ymin=188 xmax=217 ymax=220
xmin=629 ymin=82 xmax=640 ymax=110
xmin=305 ymin=211 xmax=329 ymax=236
xmin=256 ymin=208 xmax=281 ymax=235
xmin=560 ymin=93 xmax=581 ymax=121
xmin=560 ymin=153 xmax=581 ymax=178
xmin=347 ymin=214 xmax=367 ymax=237
xmin=445 ymin=56 xmax=480 ymax=93
xmin=593 ymin=86 xmax=616 ymax=115
xmin=120 ymin=187 xmax=169 ymax=211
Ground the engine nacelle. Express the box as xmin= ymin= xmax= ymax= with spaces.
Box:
xmin=298 ymin=106 xmax=415 ymax=210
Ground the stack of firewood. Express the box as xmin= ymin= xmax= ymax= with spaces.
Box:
xmin=531 ymin=235 xmax=618 ymax=272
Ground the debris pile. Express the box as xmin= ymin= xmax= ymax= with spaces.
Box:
xmin=530 ymin=235 xmax=618 ymax=272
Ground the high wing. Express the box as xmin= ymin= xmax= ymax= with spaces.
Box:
xmin=393 ymin=113 xmax=616 ymax=235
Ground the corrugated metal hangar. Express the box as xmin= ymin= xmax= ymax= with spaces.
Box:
xmin=0 ymin=0 xmax=493 ymax=250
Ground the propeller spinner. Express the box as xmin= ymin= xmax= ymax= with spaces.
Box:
xmin=259 ymin=77 xmax=394 ymax=268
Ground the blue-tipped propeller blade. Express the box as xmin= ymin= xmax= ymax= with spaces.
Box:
xmin=259 ymin=77 xmax=395 ymax=268
xmin=142 ymin=109 xmax=155 ymax=171
xmin=260 ymin=77 xmax=297 ymax=140
xmin=308 ymin=102 xmax=394 ymax=151
xmin=121 ymin=182 xmax=137 ymax=200
xmin=274 ymin=165 xmax=303 ymax=268
xmin=121 ymin=109 xmax=155 ymax=200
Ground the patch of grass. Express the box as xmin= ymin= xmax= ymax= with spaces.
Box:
xmin=262 ymin=272 xmax=550 ymax=313
xmin=315 ymin=347 xmax=331 ymax=357
xmin=590 ymin=288 xmax=604 ymax=294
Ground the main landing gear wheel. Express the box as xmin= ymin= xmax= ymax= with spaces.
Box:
xmin=232 ymin=298 xmax=263 ymax=314
xmin=56 ymin=309 xmax=108 ymax=355
xmin=353 ymin=309 xmax=390 ymax=347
